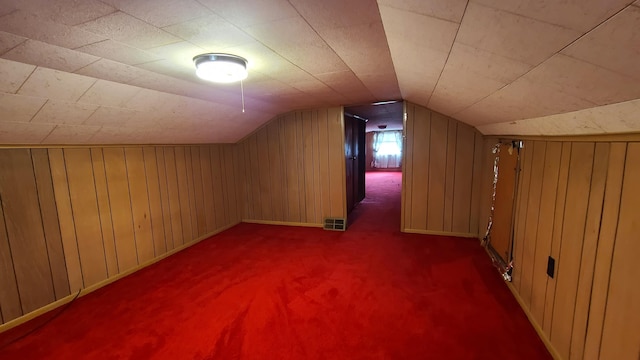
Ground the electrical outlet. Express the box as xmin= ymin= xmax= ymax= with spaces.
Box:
xmin=547 ymin=256 xmax=555 ymax=278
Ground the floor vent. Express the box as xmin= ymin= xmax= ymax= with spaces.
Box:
xmin=323 ymin=218 xmax=346 ymax=231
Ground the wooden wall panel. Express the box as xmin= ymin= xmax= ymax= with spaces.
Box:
xmin=64 ymin=148 xmax=108 ymax=287
xmin=90 ymin=149 xmax=119 ymax=278
xmin=48 ymin=149 xmax=83 ymax=292
xmin=583 ymin=143 xmax=626 ymax=358
xmin=551 ymin=142 xmax=595 ymax=359
xmin=199 ymin=146 xmax=216 ymax=233
xmin=0 ymin=144 xmax=242 ymax=326
xmin=479 ymin=138 xmax=640 ymax=359
xmin=190 ymin=147 xmax=207 ymax=237
xmin=426 ymin=114 xmax=447 ymax=231
xmin=0 ymin=194 xmax=22 ymax=322
xmin=143 ymin=147 xmax=167 ymax=257
xmin=529 ymin=142 xmax=561 ymax=325
xmin=103 ymin=148 xmax=139 ymax=273
xmin=599 ymin=143 xmax=640 ymax=359
xmin=174 ymin=147 xmax=193 ymax=244
xmin=31 ymin=149 xmax=70 ymax=300
xmin=0 ymin=149 xmax=56 ymax=313
xmin=403 ymin=102 xmax=483 ymax=236
xmin=239 ymin=107 xmax=346 ymax=225
xmin=125 ymin=147 xmax=154 ymax=263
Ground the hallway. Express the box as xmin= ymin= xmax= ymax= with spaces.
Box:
xmin=0 ymin=172 xmax=550 ymax=359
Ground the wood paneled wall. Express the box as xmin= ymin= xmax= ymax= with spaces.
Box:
xmin=239 ymin=108 xmax=345 ymax=226
xmin=481 ymin=139 xmax=640 ymax=359
xmin=402 ymin=102 xmax=484 ymax=236
xmin=0 ymin=145 xmax=240 ymax=325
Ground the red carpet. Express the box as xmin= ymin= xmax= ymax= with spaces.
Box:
xmin=0 ymin=172 xmax=550 ymax=359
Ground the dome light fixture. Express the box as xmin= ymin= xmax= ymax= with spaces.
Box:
xmin=193 ymin=53 xmax=248 ymax=83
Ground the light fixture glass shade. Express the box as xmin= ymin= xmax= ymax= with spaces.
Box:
xmin=193 ymin=53 xmax=248 ymax=83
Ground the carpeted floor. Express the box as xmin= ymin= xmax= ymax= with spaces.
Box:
xmin=0 ymin=172 xmax=551 ymax=359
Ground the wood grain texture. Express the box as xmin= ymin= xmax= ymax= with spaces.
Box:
xmin=184 ymin=148 xmax=199 ymax=238
xmin=551 ymin=142 xmax=594 ymax=359
xmin=570 ymin=142 xmax=609 ymax=360
xmin=210 ymin=145 xmax=226 ymax=229
xmin=529 ymin=142 xmax=562 ymax=326
xmin=30 ymin=149 xmax=70 ymax=300
xmin=543 ymin=142 xmax=572 ymax=336
xmin=0 ymin=193 xmax=22 ymax=322
xmin=402 ymin=103 xmax=414 ymax=231
xmin=238 ymin=108 xmax=345 ymax=225
xmin=64 ymin=148 xmax=108 ymax=288
xmin=48 ymin=149 xmax=83 ymax=292
xmin=163 ymin=147 xmax=183 ymax=248
xmin=190 ymin=147 xmax=207 ymax=237
xmin=427 ymin=114 xmax=447 ymax=231
xmin=512 ymin=144 xmax=532 ymax=291
xmin=583 ymin=143 xmax=626 ymax=359
xmin=520 ymin=141 xmax=546 ymax=307
xmin=0 ymin=149 xmax=55 ymax=313
xmin=174 ymin=147 xmax=193 ymax=244
xmin=199 ymin=146 xmax=216 ymax=233
xmin=156 ymin=148 xmax=175 ymax=251
xmin=443 ymin=119 xmax=457 ymax=232
xmin=451 ymin=124 xmax=475 ymax=234
xmin=125 ymin=147 xmax=154 ymax=263
xmin=409 ymin=105 xmax=430 ymax=230
xmin=90 ymin=148 xmax=119 ymax=278
xmin=103 ymin=147 xmax=138 ymax=273
xmin=222 ymin=145 xmax=239 ymax=225
xmin=143 ymin=147 xmax=167 ymax=257
xmin=599 ymin=142 xmax=640 ymax=360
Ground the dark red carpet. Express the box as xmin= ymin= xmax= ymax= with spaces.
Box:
xmin=0 ymin=172 xmax=550 ymax=359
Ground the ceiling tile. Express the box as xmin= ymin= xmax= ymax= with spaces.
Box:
xmin=19 ymin=67 xmax=96 ymax=102
xmin=0 ymin=120 xmax=55 ymax=144
xmin=145 ymin=41 xmax=205 ymax=67
xmin=456 ymin=3 xmax=580 ymax=66
xmin=525 ymin=54 xmax=640 ymax=106
xmin=561 ymin=6 xmax=640 ymax=81
xmin=31 ymin=100 xmax=98 ymax=125
xmin=358 ymin=72 xmax=402 ymax=101
xmin=3 ymin=39 xmax=100 ymax=72
xmin=244 ymin=17 xmax=349 ymax=75
xmin=0 ymin=31 xmax=26 ymax=55
xmin=162 ymin=15 xmax=255 ymax=51
xmin=83 ymin=106 xmax=141 ymax=127
xmin=77 ymin=80 xmax=142 ymax=107
xmin=11 ymin=0 xmax=116 ymax=26
xmin=0 ymin=58 xmax=36 ymax=93
xmin=428 ymin=71 xmax=505 ymax=115
xmin=380 ymin=5 xmax=459 ymax=53
xmin=0 ymin=10 xmax=107 ymax=49
xmin=471 ymin=0 xmax=632 ymax=32
xmin=77 ymin=11 xmax=181 ymax=49
xmin=197 ymin=0 xmax=298 ymax=27
xmin=103 ymin=0 xmax=211 ymax=28
xmin=443 ymin=43 xmax=532 ymax=84
xmin=75 ymin=39 xmax=161 ymax=65
xmin=377 ymin=0 xmax=468 ymax=23
xmin=290 ymin=0 xmax=380 ymax=29
xmin=479 ymin=98 xmax=640 ymax=135
xmin=0 ymin=93 xmax=47 ymax=123
xmin=315 ymin=71 xmax=373 ymax=100
xmin=41 ymin=124 xmax=102 ymax=144
xmin=74 ymin=58 xmax=149 ymax=84
xmin=394 ymin=71 xmax=433 ymax=105
xmin=455 ymin=77 xmax=596 ymax=125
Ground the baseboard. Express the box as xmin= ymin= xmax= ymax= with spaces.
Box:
xmin=402 ymin=228 xmax=478 ymax=238
xmin=0 ymin=221 xmax=239 ymax=334
xmin=242 ymin=219 xmax=323 ymax=228
xmin=505 ymin=282 xmax=562 ymax=360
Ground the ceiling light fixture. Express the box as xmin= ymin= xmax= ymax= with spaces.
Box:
xmin=371 ymin=100 xmax=398 ymax=106
xmin=193 ymin=53 xmax=248 ymax=83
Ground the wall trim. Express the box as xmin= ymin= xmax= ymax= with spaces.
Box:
xmin=242 ymin=219 xmax=323 ymax=228
xmin=505 ymin=281 xmax=562 ymax=360
xmin=0 ymin=221 xmax=239 ymax=334
xmin=486 ymin=133 xmax=640 ymax=143
xmin=402 ymin=228 xmax=478 ymax=238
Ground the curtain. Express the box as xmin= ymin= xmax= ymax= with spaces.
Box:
xmin=372 ymin=130 xmax=402 ymax=169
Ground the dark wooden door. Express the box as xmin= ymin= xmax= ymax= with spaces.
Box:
xmin=345 ymin=115 xmax=366 ymax=214
xmin=345 ymin=116 xmax=355 ymax=213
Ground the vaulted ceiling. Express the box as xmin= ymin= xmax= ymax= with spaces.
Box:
xmin=0 ymin=0 xmax=638 ymax=144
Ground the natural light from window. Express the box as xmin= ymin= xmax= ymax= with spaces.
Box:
xmin=377 ymin=132 xmax=401 ymax=156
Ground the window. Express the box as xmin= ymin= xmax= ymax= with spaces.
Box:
xmin=376 ymin=131 xmax=401 ymax=156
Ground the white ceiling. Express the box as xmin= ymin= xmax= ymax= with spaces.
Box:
xmin=0 ymin=0 xmax=638 ymax=144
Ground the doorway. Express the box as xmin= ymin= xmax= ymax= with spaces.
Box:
xmin=344 ymin=101 xmax=404 ymax=223
xmin=487 ymin=141 xmax=522 ymax=268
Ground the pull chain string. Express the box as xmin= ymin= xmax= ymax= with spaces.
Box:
xmin=241 ymin=79 xmax=245 ymax=113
